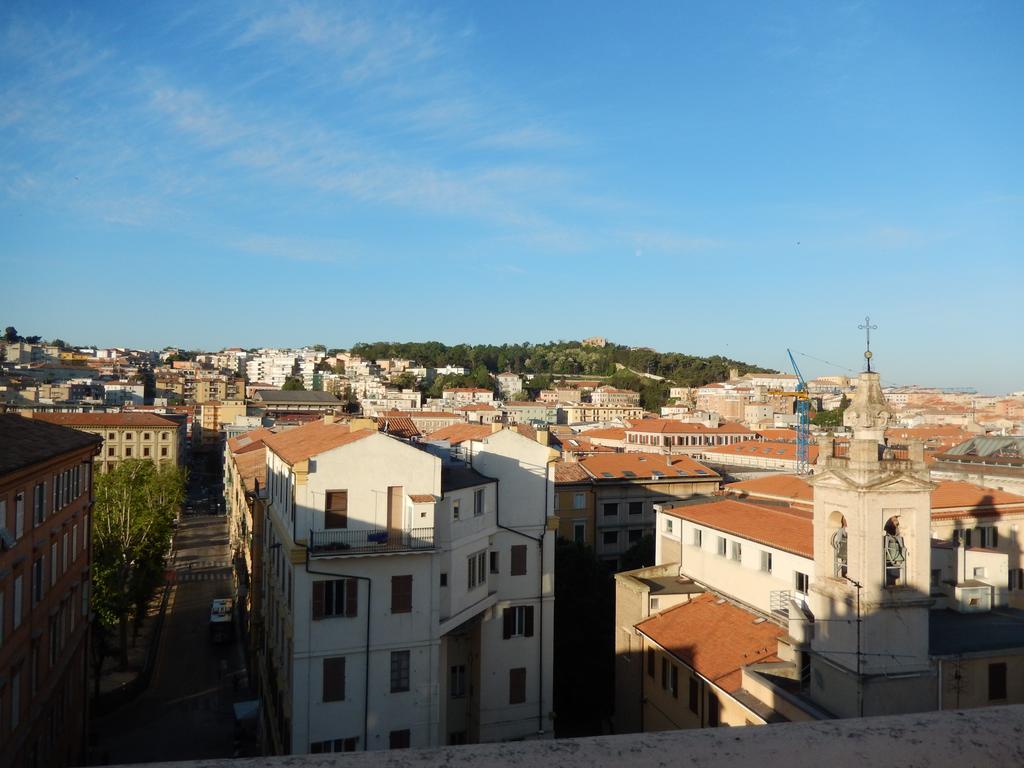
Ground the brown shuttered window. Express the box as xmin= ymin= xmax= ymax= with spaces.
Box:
xmin=325 ymin=490 xmax=348 ymax=529
xmin=503 ymin=606 xmax=534 ymax=638
xmin=509 ymin=667 xmax=526 ymax=705
xmin=323 ymin=657 xmax=345 ymax=702
xmin=313 ymin=578 xmax=358 ymax=619
xmin=345 ymin=578 xmax=358 ymax=617
xmin=510 ymin=544 xmax=527 ymax=576
xmin=312 ymin=581 xmax=326 ymax=620
xmin=391 ymin=575 xmax=413 ymax=614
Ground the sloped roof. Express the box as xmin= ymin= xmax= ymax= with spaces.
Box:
xmin=227 ymin=427 xmax=276 ymax=455
xmin=554 ymin=461 xmax=591 ymax=484
xmin=637 ymin=593 xmax=784 ymax=693
xmin=578 ymin=452 xmax=719 ymax=481
xmin=727 ymin=475 xmax=814 ymax=505
xmin=664 ymin=498 xmax=813 ymax=558
xmin=32 ymin=411 xmax=179 ymax=428
xmin=0 ymin=414 xmax=102 ymax=476
xmin=375 ymin=416 xmax=420 ymax=439
xmin=253 ymin=390 xmax=341 ymax=403
xmin=233 ymin=447 xmax=267 ymax=493
xmin=263 ymin=421 xmax=372 ymax=465
xmin=626 ymin=419 xmax=751 ymax=435
xmin=425 ymin=423 xmax=494 ymax=445
xmin=705 ymin=441 xmax=820 ymax=463
xmin=582 ymin=427 xmax=627 ymax=441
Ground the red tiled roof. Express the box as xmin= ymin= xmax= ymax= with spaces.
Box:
xmin=263 ymin=421 xmax=372 ymax=465
xmin=228 ymin=427 xmax=276 ymax=454
xmin=625 ymin=419 xmax=751 ymax=435
xmin=727 ymin=475 xmax=813 ymax=505
xmin=664 ymin=498 xmax=813 ymax=557
xmin=755 ymin=428 xmax=798 ymax=441
xmin=704 ymin=441 xmax=820 ymax=462
xmin=582 ymin=427 xmax=626 ymax=441
xmin=409 ymin=494 xmax=436 ymax=503
xmin=578 ymin=452 xmax=719 ymax=481
xmin=375 ymin=416 xmax=420 ymax=439
xmin=930 ymin=481 xmax=1024 ymax=515
xmin=32 ymin=412 xmax=180 ymax=428
xmin=233 ymin=447 xmax=267 ymax=493
xmin=637 ymin=593 xmax=784 ymax=693
xmin=553 ymin=461 xmax=591 ymax=484
xmin=425 ymin=423 xmax=494 ymax=445
xmin=457 ymin=403 xmax=500 ymax=412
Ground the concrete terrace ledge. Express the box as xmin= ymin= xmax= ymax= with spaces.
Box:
xmin=122 ymin=705 xmax=1024 ymax=768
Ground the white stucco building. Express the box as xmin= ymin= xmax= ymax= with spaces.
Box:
xmin=257 ymin=420 xmax=555 ymax=754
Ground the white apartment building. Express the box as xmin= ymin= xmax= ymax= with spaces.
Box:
xmin=247 ymin=353 xmax=299 ymax=387
xmin=257 ymin=422 xmax=554 ymax=754
xmin=494 ymin=373 xmax=523 ymax=398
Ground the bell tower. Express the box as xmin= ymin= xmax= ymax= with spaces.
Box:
xmin=807 ymin=366 xmax=936 ymax=717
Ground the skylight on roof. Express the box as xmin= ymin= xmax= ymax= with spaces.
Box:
xmin=601 ymin=471 xmax=614 ymax=478
xmin=622 ymin=470 xmax=636 ymax=478
xmin=695 ymin=469 xmax=708 ymax=474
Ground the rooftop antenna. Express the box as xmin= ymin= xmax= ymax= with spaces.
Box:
xmin=858 ymin=316 xmax=877 ymax=372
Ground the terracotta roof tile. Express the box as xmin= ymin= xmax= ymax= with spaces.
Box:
xmin=32 ymin=411 xmax=180 ymax=428
xmin=637 ymin=593 xmax=784 ymax=693
xmin=457 ymin=403 xmax=500 ymax=412
xmin=930 ymin=481 xmax=1024 ymax=515
xmin=704 ymin=441 xmax=820 ymax=462
xmin=228 ymin=427 xmax=276 ymax=454
xmin=625 ymin=419 xmax=751 ymax=435
xmin=578 ymin=452 xmax=719 ymax=481
xmin=425 ymin=423 xmax=494 ymax=445
xmin=727 ymin=475 xmax=813 ymax=505
xmin=263 ymin=421 xmax=372 ymax=465
xmin=233 ymin=447 xmax=267 ymax=493
xmin=664 ymin=498 xmax=813 ymax=557
xmin=553 ymin=461 xmax=591 ymax=484
xmin=755 ymin=429 xmax=798 ymax=441
xmin=375 ymin=416 xmax=420 ymax=439
xmin=582 ymin=427 xmax=626 ymax=440
xmin=409 ymin=493 xmax=436 ymax=503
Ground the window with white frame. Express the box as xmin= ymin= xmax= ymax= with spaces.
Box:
xmin=692 ymin=528 xmax=702 ymax=547
xmin=795 ymin=571 xmax=809 ymax=594
xmin=573 ymin=493 xmax=585 ymax=509
xmin=664 ymin=518 xmax=674 ymax=534
xmin=716 ymin=536 xmax=727 ymax=556
xmin=760 ymin=551 xmax=773 ymax=573
xmin=467 ymin=551 xmax=487 ymax=590
xmin=731 ymin=541 xmax=742 ymax=561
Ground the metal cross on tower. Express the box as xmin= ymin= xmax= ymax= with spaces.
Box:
xmin=858 ymin=315 xmax=878 ymax=372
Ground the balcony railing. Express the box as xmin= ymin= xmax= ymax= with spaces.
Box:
xmin=308 ymin=527 xmax=434 ymax=557
xmin=770 ymin=589 xmax=791 ymax=618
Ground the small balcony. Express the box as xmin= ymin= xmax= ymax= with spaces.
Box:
xmin=308 ymin=527 xmax=435 ymax=557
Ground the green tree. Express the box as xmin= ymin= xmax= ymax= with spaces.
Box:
xmin=4 ymin=326 xmax=19 ymax=342
xmin=390 ymin=372 xmax=418 ymax=390
xmin=811 ymin=394 xmax=851 ymax=428
xmin=282 ymin=376 xmax=306 ymax=391
xmin=92 ymin=460 xmax=185 ymax=669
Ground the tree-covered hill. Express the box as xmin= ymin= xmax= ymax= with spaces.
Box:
xmin=346 ymin=340 xmax=775 ymax=388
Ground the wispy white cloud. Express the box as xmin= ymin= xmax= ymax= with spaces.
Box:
xmin=232 ymin=234 xmax=355 ymax=263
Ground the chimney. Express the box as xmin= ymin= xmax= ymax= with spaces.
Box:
xmin=322 ymin=412 xmax=336 ymax=424
xmin=729 ymin=367 xmax=740 ymax=381
xmin=491 ymin=421 xmax=503 ymax=434
xmin=536 ymin=428 xmax=550 ymax=446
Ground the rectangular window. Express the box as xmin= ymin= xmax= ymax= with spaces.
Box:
xmin=689 ymin=677 xmax=699 ymax=713
xmin=647 ymin=648 xmax=655 ymax=678
xmin=573 ymin=521 xmax=586 ymax=545
xmin=628 ymin=528 xmax=643 ymax=544
xmin=15 ymin=492 xmax=24 ymax=539
xmin=312 ymin=578 xmax=358 ymax=619
xmin=143 ymin=447 xmax=151 ymax=457
xmin=161 ymin=447 xmax=168 ymax=457
xmin=440 ymin=572 xmax=448 ymax=588
xmin=664 ymin=518 xmax=674 ymax=534
xmin=661 ymin=657 xmax=669 ymax=690
xmin=323 ymin=657 xmax=345 ymax=702
xmin=474 ymin=488 xmax=484 ymax=517
xmin=13 ymin=574 xmax=23 ymax=628
xmin=692 ymin=528 xmax=702 ymax=547
xmin=716 ymin=536 xmax=727 ymax=557
xmin=11 ymin=667 xmax=20 ymax=730
xmin=760 ymin=551 xmax=773 ymax=573
xmin=603 ymin=530 xmax=618 ymax=546
xmin=389 ymin=729 xmax=410 ymax=750
xmin=509 ymin=667 xmax=527 ymax=704
xmin=573 ymin=492 xmax=585 ymax=509
xmin=468 ymin=551 xmax=487 ymax=590
xmin=108 ymin=447 xmax=115 ymax=457
xmin=452 ymin=498 xmax=461 ymax=521
xmin=795 ymin=572 xmax=809 ymax=595
xmin=489 ymin=551 xmax=499 ymax=574
xmin=51 ymin=541 xmax=58 ymax=585
xmin=62 ymin=532 xmax=69 ymax=574
xmin=125 ymin=447 xmax=132 ymax=457
xmin=33 ymin=557 xmax=44 ymax=604
xmin=731 ymin=541 xmax=742 ymax=561
xmin=708 ymin=693 xmax=720 ymax=727
xmin=503 ymin=605 xmax=535 ymax=638
xmin=450 ymin=665 xmax=466 ymax=698
xmin=391 ymin=575 xmax=412 ymax=614
xmin=603 ymin=502 xmax=618 ymax=517
xmin=670 ymin=664 xmax=679 ymax=698
xmin=511 ymin=544 xmax=527 ymax=576
xmin=989 ymin=662 xmax=1007 ymax=700
xmin=629 ymin=501 xmax=643 ymax=516
xmin=324 ymin=490 xmax=348 ymax=528
xmin=390 ymin=650 xmax=410 ymax=693
xmin=33 ymin=483 xmax=45 ymax=526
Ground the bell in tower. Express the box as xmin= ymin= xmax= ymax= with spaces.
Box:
xmin=806 ymin=362 xmax=936 ymax=718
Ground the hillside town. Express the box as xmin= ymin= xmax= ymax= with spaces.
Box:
xmin=2 ymin=330 xmax=1024 ymax=765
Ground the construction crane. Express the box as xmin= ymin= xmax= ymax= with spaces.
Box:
xmin=765 ymin=349 xmax=812 ymax=474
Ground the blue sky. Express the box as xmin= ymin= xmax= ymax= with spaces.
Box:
xmin=2 ymin=1 xmax=1022 ymax=392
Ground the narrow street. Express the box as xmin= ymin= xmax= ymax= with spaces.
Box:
xmin=90 ymin=513 xmax=247 ymax=764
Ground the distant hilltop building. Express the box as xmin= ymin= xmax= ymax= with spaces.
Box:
xmin=581 ymin=337 xmax=608 ymax=348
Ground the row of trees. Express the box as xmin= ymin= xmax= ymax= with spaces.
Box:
xmin=348 ymin=340 xmax=774 ymax=388
xmin=91 ymin=460 xmax=185 ymax=673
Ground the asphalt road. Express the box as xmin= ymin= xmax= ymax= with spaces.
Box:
xmin=89 ymin=514 xmax=247 ymax=765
